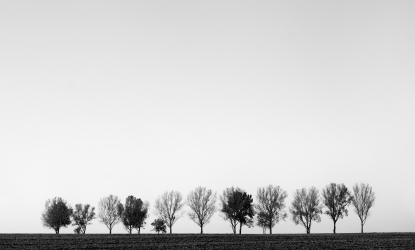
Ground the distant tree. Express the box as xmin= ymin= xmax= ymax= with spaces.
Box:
xmin=352 ymin=183 xmax=375 ymax=233
xmin=289 ymin=187 xmax=322 ymax=234
xmin=41 ymin=197 xmax=73 ymax=234
xmin=186 ymin=186 xmax=217 ymax=234
xmin=135 ymin=201 xmax=149 ymax=234
xmin=151 ymin=219 xmax=167 ymax=234
xmin=98 ymin=195 xmax=122 ymax=234
xmin=71 ymin=204 xmax=96 ymax=234
xmin=255 ymin=185 xmax=288 ymax=234
xmin=154 ymin=190 xmax=185 ymax=234
xmin=256 ymin=211 xmax=269 ymax=234
xmin=117 ymin=196 xmax=149 ymax=234
xmin=322 ymin=183 xmax=353 ymax=234
xmin=219 ymin=187 xmax=240 ymax=233
xmin=220 ymin=187 xmax=255 ymax=234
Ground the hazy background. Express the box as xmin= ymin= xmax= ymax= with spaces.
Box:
xmin=1 ymin=0 xmax=414 ymax=234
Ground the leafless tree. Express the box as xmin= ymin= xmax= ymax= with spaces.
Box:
xmin=255 ymin=185 xmax=288 ymax=234
xmin=322 ymin=183 xmax=353 ymax=234
xmin=154 ymin=190 xmax=185 ymax=234
xmin=98 ymin=194 xmax=122 ymax=234
xmin=289 ymin=187 xmax=322 ymax=234
xmin=352 ymin=183 xmax=375 ymax=233
xmin=186 ymin=186 xmax=217 ymax=234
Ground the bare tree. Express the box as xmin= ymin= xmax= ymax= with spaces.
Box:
xmin=98 ymin=194 xmax=122 ymax=234
xmin=289 ymin=187 xmax=322 ymax=234
xmin=352 ymin=183 xmax=375 ymax=233
xmin=255 ymin=185 xmax=288 ymax=234
xmin=71 ymin=204 xmax=96 ymax=234
xmin=322 ymin=183 xmax=353 ymax=234
xmin=186 ymin=186 xmax=217 ymax=234
xmin=154 ymin=190 xmax=185 ymax=234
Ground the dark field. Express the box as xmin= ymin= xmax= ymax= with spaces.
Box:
xmin=1 ymin=233 xmax=414 ymax=249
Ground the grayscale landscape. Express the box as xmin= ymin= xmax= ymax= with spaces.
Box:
xmin=0 ymin=0 xmax=414 ymax=249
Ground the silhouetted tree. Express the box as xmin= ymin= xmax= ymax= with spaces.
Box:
xmin=186 ymin=186 xmax=217 ymax=234
xmin=41 ymin=197 xmax=73 ymax=234
xmin=255 ymin=185 xmax=288 ymax=234
xmin=220 ymin=187 xmax=255 ymax=234
xmin=71 ymin=204 xmax=96 ymax=234
xmin=322 ymin=183 xmax=353 ymax=234
xmin=352 ymin=183 xmax=375 ymax=233
xmin=98 ymin=194 xmax=122 ymax=234
xmin=151 ymin=219 xmax=167 ymax=234
xmin=290 ymin=187 xmax=322 ymax=234
xmin=135 ymin=201 xmax=149 ymax=234
xmin=256 ymin=211 xmax=269 ymax=234
xmin=220 ymin=187 xmax=240 ymax=234
xmin=117 ymin=196 xmax=149 ymax=234
xmin=154 ymin=190 xmax=184 ymax=234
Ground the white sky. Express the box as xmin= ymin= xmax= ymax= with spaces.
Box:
xmin=0 ymin=0 xmax=414 ymax=234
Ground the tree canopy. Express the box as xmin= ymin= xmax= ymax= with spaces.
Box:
xmin=41 ymin=197 xmax=72 ymax=234
xmin=322 ymin=183 xmax=353 ymax=233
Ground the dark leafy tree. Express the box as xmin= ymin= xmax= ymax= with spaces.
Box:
xmin=41 ymin=197 xmax=73 ymax=234
xmin=151 ymin=219 xmax=167 ymax=234
xmin=352 ymin=183 xmax=375 ymax=233
xmin=98 ymin=194 xmax=122 ymax=234
xmin=322 ymin=183 xmax=353 ymax=234
xmin=186 ymin=186 xmax=217 ymax=234
xmin=220 ymin=187 xmax=255 ymax=234
xmin=71 ymin=204 xmax=96 ymax=234
xmin=154 ymin=190 xmax=184 ymax=234
xmin=219 ymin=187 xmax=240 ymax=234
xmin=255 ymin=185 xmax=288 ymax=234
xmin=290 ymin=187 xmax=322 ymax=234
xmin=117 ymin=196 xmax=149 ymax=234
xmin=135 ymin=201 xmax=149 ymax=234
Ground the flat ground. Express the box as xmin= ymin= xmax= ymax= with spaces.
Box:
xmin=0 ymin=233 xmax=414 ymax=249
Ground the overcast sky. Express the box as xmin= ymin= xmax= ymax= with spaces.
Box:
xmin=1 ymin=0 xmax=414 ymax=234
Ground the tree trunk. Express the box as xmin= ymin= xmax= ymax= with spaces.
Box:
xmin=333 ymin=221 xmax=336 ymax=234
xmin=200 ymin=226 xmax=203 ymax=234
xmin=306 ymin=227 xmax=310 ymax=234
xmin=109 ymin=227 xmax=112 ymax=234
xmin=55 ymin=228 xmax=59 ymax=234
xmin=169 ymin=227 xmax=172 ymax=234
xmin=239 ymin=223 xmax=242 ymax=234
xmin=361 ymin=222 xmax=364 ymax=233
xmin=269 ymin=226 xmax=272 ymax=235
xmin=138 ymin=227 xmax=141 ymax=234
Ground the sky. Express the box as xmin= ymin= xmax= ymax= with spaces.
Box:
xmin=0 ymin=0 xmax=414 ymax=234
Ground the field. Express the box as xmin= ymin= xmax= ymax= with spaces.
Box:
xmin=1 ymin=233 xmax=414 ymax=249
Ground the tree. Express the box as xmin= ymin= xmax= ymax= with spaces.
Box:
xmin=256 ymin=211 xmax=269 ymax=234
xmin=71 ymin=204 xmax=96 ymax=234
xmin=135 ymin=201 xmax=149 ymax=234
xmin=117 ymin=196 xmax=149 ymax=234
xmin=220 ymin=187 xmax=255 ymax=234
xmin=154 ymin=190 xmax=185 ymax=234
xmin=41 ymin=197 xmax=73 ymax=234
xmin=255 ymin=185 xmax=288 ymax=234
xmin=151 ymin=219 xmax=167 ymax=234
xmin=289 ymin=187 xmax=322 ymax=234
xmin=186 ymin=186 xmax=217 ymax=234
xmin=352 ymin=183 xmax=375 ymax=233
xmin=322 ymin=183 xmax=353 ymax=234
xmin=98 ymin=194 xmax=122 ymax=234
